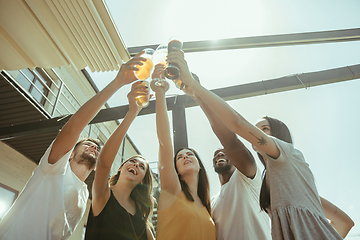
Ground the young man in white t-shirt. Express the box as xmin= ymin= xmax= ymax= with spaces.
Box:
xmin=183 ymin=73 xmax=271 ymax=240
xmin=0 ymin=52 xmax=149 ymax=240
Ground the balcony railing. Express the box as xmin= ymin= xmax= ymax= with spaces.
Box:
xmin=4 ymin=68 xmax=118 ymax=156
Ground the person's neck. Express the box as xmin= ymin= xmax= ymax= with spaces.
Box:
xmin=70 ymin=161 xmax=92 ymax=182
xmin=181 ymin=173 xmax=199 ymax=198
xmin=218 ymin=167 xmax=236 ymax=186
xmin=111 ymin=181 xmax=136 ymax=206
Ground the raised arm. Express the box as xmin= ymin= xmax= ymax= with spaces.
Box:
xmin=320 ymin=196 xmax=354 ymax=238
xmin=151 ymin=65 xmax=181 ymax=199
xmin=183 ymin=84 xmax=256 ymax=177
xmin=167 ymin=49 xmax=280 ymax=159
xmin=49 ymin=52 xmax=147 ymax=164
xmin=91 ymin=82 xmax=145 ymax=216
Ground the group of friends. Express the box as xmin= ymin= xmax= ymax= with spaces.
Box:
xmin=0 ymin=49 xmax=355 ymax=240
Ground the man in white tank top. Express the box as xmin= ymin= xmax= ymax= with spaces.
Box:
xmin=183 ymin=74 xmax=271 ymax=240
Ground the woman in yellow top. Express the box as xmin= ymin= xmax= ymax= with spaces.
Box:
xmin=151 ymin=64 xmax=216 ymax=240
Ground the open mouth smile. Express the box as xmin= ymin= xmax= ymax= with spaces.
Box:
xmin=215 ymin=158 xmax=227 ymax=164
xmin=127 ymin=167 xmax=137 ymax=175
xmin=86 ymin=149 xmax=97 ymax=156
xmin=184 ymin=160 xmax=192 ymax=165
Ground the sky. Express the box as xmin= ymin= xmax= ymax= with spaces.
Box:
xmin=88 ymin=0 xmax=360 ymax=238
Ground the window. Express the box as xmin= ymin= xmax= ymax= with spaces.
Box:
xmin=0 ymin=183 xmax=19 ymax=220
xmin=7 ymin=68 xmax=51 ymax=106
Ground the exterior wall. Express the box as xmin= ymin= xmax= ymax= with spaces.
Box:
xmin=0 ymin=141 xmax=37 ymax=193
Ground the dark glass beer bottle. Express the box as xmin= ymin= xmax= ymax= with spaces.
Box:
xmin=164 ymin=39 xmax=183 ymax=80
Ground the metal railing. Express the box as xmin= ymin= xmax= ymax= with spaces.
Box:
xmin=4 ymin=68 xmax=117 ymax=152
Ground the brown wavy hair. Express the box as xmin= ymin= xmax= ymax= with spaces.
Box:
xmin=109 ymin=155 xmax=155 ymax=226
xmin=259 ymin=116 xmax=293 ymax=213
xmin=174 ymin=148 xmax=212 ymax=216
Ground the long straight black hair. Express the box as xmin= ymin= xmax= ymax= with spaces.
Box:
xmin=259 ymin=116 xmax=293 ymax=213
xmin=174 ymin=148 xmax=212 ymax=216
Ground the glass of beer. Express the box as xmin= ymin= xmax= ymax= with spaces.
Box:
xmin=174 ymin=72 xmax=199 ymax=91
xmin=152 ymin=44 xmax=168 ymax=86
xmin=173 ymin=78 xmax=186 ymax=90
xmin=134 ymin=81 xmax=150 ymax=108
xmin=164 ymin=38 xmax=183 ymax=80
xmin=134 ymin=48 xmax=154 ymax=80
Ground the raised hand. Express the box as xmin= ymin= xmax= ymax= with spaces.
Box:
xmin=151 ymin=64 xmax=169 ymax=94
xmin=166 ymin=48 xmax=194 ymax=86
xmin=114 ymin=51 xmax=148 ymax=85
xmin=150 ymin=78 xmax=169 ymax=95
xmin=152 ymin=63 xmax=166 ymax=80
xmin=182 ymin=73 xmax=200 ymax=97
xmin=128 ymin=81 xmax=149 ymax=113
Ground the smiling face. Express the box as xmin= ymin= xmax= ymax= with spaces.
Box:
xmin=213 ymin=149 xmax=232 ymax=174
xmin=175 ymin=148 xmax=201 ymax=176
xmin=72 ymin=140 xmax=100 ymax=169
xmin=118 ymin=156 xmax=148 ymax=184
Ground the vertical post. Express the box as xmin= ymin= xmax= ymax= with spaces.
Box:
xmin=121 ymin=136 xmax=126 ymax=164
xmin=88 ymin=124 xmax=92 ymax=137
xmin=51 ymin=81 xmax=63 ymax=117
xmin=172 ymin=95 xmax=188 ymax=153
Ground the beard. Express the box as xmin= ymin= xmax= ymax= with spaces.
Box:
xmin=76 ymin=152 xmax=97 ymax=169
xmin=214 ymin=163 xmax=232 ymax=174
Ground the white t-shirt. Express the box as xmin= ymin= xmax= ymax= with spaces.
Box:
xmin=211 ymin=168 xmax=271 ymax=240
xmin=0 ymin=141 xmax=89 ymax=240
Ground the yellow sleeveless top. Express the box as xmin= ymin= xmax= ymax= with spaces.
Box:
xmin=156 ymin=191 xmax=216 ymax=240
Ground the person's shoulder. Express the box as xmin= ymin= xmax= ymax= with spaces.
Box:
xmin=232 ymin=168 xmax=262 ymax=189
xmin=211 ymin=192 xmax=219 ymax=202
xmin=233 ymin=168 xmax=260 ymax=181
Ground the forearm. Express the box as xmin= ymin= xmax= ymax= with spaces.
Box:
xmin=321 ymin=196 xmax=354 ymax=238
xmin=155 ymin=93 xmax=172 ymax=148
xmin=49 ymin=80 xmax=126 ymax=164
xmin=331 ymin=221 xmax=354 ymax=239
xmin=155 ymin=92 xmax=179 ymax=191
xmin=190 ymin=80 xmax=248 ymax=136
xmin=62 ymin=80 xmax=125 ymax=136
xmin=194 ymin=93 xmax=256 ymax=175
xmin=193 ymin=94 xmax=238 ymax=146
xmin=189 ymin=80 xmax=281 ymax=157
xmin=97 ymin=108 xmax=138 ymax=168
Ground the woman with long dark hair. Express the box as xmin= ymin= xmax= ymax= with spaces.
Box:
xmin=151 ymin=64 xmax=215 ymax=240
xmin=85 ymin=82 xmax=155 ymax=240
xmin=166 ymin=48 xmax=354 ymax=240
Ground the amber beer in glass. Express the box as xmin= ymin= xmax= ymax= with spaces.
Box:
xmin=164 ymin=39 xmax=183 ymax=80
xmin=135 ymin=48 xmax=154 ymax=80
xmin=173 ymin=79 xmax=185 ymax=90
xmin=174 ymin=72 xmax=199 ymax=90
xmin=135 ymin=81 xmax=150 ymax=108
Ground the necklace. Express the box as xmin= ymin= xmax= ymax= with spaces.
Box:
xmin=128 ymin=212 xmax=145 ymax=240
